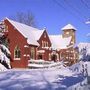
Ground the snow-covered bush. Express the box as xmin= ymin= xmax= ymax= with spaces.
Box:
xmin=0 ymin=63 xmax=7 ymax=71
xmin=78 ymin=43 xmax=90 ymax=61
xmin=0 ymin=44 xmax=11 ymax=69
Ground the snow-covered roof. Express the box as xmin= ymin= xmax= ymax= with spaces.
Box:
xmin=49 ymin=35 xmax=71 ymax=50
xmin=32 ymin=29 xmax=44 ymax=41
xmin=5 ymin=18 xmax=45 ymax=46
xmin=61 ymin=24 xmax=76 ymax=30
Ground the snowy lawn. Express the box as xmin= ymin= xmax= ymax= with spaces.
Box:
xmin=0 ymin=67 xmax=85 ymax=90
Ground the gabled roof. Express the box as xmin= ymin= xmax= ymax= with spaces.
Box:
xmin=49 ymin=35 xmax=72 ymax=50
xmin=61 ymin=24 xmax=76 ymax=30
xmin=32 ymin=29 xmax=44 ymax=41
xmin=5 ymin=18 xmax=45 ymax=46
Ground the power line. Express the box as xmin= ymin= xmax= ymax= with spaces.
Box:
xmin=52 ymin=0 xmax=86 ymax=24
xmin=52 ymin=0 xmax=90 ymax=32
xmin=64 ymin=0 xmax=88 ymax=20
xmin=80 ymin=0 xmax=90 ymax=24
xmin=81 ymin=0 xmax=90 ymax=10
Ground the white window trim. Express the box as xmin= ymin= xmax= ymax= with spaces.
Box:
xmin=14 ymin=58 xmax=21 ymax=60
xmin=49 ymin=53 xmax=51 ymax=60
xmin=14 ymin=46 xmax=21 ymax=60
xmin=56 ymin=53 xmax=59 ymax=60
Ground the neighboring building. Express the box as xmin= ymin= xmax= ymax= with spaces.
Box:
xmin=3 ymin=18 xmax=78 ymax=68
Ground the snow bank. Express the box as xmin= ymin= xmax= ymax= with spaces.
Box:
xmin=28 ymin=59 xmax=65 ymax=69
xmin=69 ymin=61 xmax=83 ymax=73
xmin=0 ymin=63 xmax=7 ymax=71
xmin=28 ymin=59 xmax=53 ymax=68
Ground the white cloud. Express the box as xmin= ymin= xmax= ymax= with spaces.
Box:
xmin=87 ymin=33 xmax=90 ymax=37
xmin=85 ymin=21 xmax=90 ymax=24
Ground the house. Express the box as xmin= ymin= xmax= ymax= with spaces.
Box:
xmin=2 ymin=18 xmax=78 ymax=68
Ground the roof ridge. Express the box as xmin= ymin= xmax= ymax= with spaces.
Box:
xmin=5 ymin=17 xmax=42 ymax=31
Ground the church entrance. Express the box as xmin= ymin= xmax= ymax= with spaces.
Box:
xmin=38 ymin=54 xmax=43 ymax=59
xmin=51 ymin=54 xmax=57 ymax=62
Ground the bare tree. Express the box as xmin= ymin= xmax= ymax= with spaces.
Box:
xmin=10 ymin=11 xmax=37 ymax=27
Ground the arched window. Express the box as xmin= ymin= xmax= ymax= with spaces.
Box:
xmin=5 ymin=25 xmax=8 ymax=32
xmin=14 ymin=46 xmax=21 ymax=59
xmin=44 ymin=41 xmax=46 ymax=47
xmin=46 ymin=42 xmax=48 ymax=47
xmin=30 ymin=47 xmax=35 ymax=59
xmin=42 ymin=40 xmax=44 ymax=47
xmin=49 ymin=53 xmax=51 ymax=60
xmin=57 ymin=53 xmax=59 ymax=61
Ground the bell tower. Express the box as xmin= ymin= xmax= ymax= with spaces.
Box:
xmin=62 ymin=24 xmax=76 ymax=45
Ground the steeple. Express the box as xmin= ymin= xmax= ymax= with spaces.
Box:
xmin=61 ymin=24 xmax=76 ymax=31
xmin=61 ymin=24 xmax=76 ymax=45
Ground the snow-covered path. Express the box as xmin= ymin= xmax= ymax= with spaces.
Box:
xmin=0 ymin=68 xmax=85 ymax=90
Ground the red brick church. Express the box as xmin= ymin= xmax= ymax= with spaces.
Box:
xmin=2 ymin=18 xmax=78 ymax=68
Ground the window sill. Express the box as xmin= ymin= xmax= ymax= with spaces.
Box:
xmin=14 ymin=58 xmax=21 ymax=60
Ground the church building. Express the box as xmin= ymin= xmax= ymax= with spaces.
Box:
xmin=2 ymin=18 xmax=78 ymax=68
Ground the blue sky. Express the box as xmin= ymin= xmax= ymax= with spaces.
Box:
xmin=0 ymin=0 xmax=90 ymax=43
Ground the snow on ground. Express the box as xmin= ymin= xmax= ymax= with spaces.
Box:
xmin=0 ymin=59 xmax=89 ymax=90
xmin=0 ymin=66 xmax=85 ymax=90
xmin=68 ymin=77 xmax=88 ymax=90
xmin=0 ymin=63 xmax=7 ymax=71
xmin=69 ymin=61 xmax=84 ymax=74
